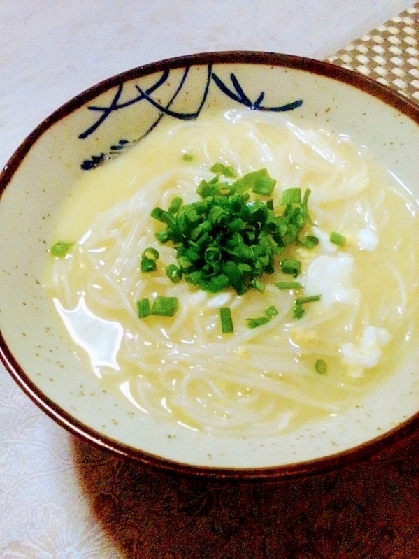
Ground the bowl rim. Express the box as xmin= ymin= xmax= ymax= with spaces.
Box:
xmin=1 ymin=50 xmax=418 ymax=481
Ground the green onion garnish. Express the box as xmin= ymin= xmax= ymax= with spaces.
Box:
xmin=250 ymin=278 xmax=265 ymax=293
xmin=275 ymin=281 xmax=303 ymax=290
xmin=210 ymin=162 xmax=236 ymax=178
xmin=233 ymin=168 xmax=276 ymax=196
xmin=315 ymin=359 xmax=327 ymax=374
xmin=220 ymin=307 xmax=234 ymax=333
xmin=265 ymin=305 xmax=279 ymax=319
xmin=246 ymin=316 xmax=269 ymax=329
xmin=182 ymin=153 xmax=194 ymax=162
xmin=137 ymin=297 xmax=151 ymax=319
xmin=293 ymin=295 xmax=321 ymax=319
xmin=246 ymin=305 xmax=278 ymax=329
xmin=281 ymin=259 xmax=301 ymax=277
xmin=168 ymin=196 xmax=183 ymax=214
xmin=141 ymin=247 xmax=159 ymax=272
xmin=280 ymin=187 xmax=301 ymax=206
xmin=296 ymin=295 xmax=322 ymax=305
xmin=49 ymin=241 xmax=74 ymax=257
xmin=165 ymin=264 xmax=182 ymax=284
xmin=330 ymin=231 xmax=345 ymax=246
xmin=250 ymin=170 xmax=276 ymax=196
xmin=150 ymin=166 xmax=312 ymax=295
xmin=150 ymin=296 xmax=179 ymax=317
xmin=299 ymin=234 xmax=319 ymax=250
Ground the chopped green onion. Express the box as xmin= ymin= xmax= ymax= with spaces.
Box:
xmin=168 ymin=196 xmax=183 ymax=214
xmin=280 ymin=187 xmax=301 ymax=206
xmin=296 ymin=295 xmax=322 ymax=304
xmin=143 ymin=247 xmax=159 ymax=260
xmin=155 ymin=228 xmax=171 ymax=244
xmin=281 ymin=259 xmax=301 ymax=277
xmin=315 ymin=359 xmax=327 ymax=374
xmin=150 ymin=207 xmax=172 ymax=225
xmin=293 ymin=305 xmax=305 ymax=320
xmin=250 ymin=278 xmax=265 ymax=293
xmin=182 ymin=153 xmax=194 ymax=162
xmin=330 ymin=231 xmax=345 ymax=246
xmin=275 ymin=281 xmax=303 ymax=290
xmin=251 ymin=169 xmax=276 ymax=196
xmin=210 ymin=162 xmax=236 ymax=178
xmin=151 ymin=166 xmax=313 ymax=295
xmin=220 ymin=307 xmax=234 ymax=333
xmin=141 ymin=247 xmax=159 ymax=272
xmin=299 ymin=235 xmax=319 ymax=249
xmin=302 ymin=188 xmax=313 ymax=225
xmin=265 ymin=305 xmax=279 ymax=319
xmin=246 ymin=316 xmax=269 ymax=329
xmin=49 ymin=241 xmax=74 ymax=257
xmin=137 ymin=297 xmax=151 ymax=319
xmin=246 ymin=305 xmax=278 ymax=329
xmin=166 ymin=264 xmax=182 ymax=283
xmin=294 ymin=294 xmax=321 ymax=319
xmin=150 ymin=296 xmax=179 ymax=317
xmin=233 ymin=168 xmax=276 ymax=196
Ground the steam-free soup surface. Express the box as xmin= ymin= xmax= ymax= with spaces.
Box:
xmin=46 ymin=109 xmax=419 ymax=436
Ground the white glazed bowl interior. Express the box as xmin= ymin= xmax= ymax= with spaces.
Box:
xmin=1 ymin=52 xmax=418 ymax=478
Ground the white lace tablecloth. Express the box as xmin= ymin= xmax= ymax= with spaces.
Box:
xmin=1 ymin=2 xmax=418 ymax=557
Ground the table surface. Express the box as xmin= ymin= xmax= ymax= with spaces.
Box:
xmin=1 ymin=2 xmax=418 ymax=557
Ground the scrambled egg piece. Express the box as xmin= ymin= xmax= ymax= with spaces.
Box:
xmin=289 ymin=327 xmax=318 ymax=351
xmin=236 ymin=345 xmax=248 ymax=359
xmin=340 ymin=325 xmax=391 ymax=377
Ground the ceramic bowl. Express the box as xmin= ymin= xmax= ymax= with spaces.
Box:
xmin=1 ymin=52 xmax=418 ymax=480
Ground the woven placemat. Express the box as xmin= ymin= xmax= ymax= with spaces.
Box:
xmin=328 ymin=2 xmax=419 ymax=103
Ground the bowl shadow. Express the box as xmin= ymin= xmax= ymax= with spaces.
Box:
xmin=71 ymin=431 xmax=419 ymax=558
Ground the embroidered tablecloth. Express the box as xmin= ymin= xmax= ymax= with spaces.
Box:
xmin=1 ymin=2 xmax=418 ymax=557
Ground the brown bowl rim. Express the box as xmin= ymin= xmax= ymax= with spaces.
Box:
xmin=1 ymin=50 xmax=418 ymax=481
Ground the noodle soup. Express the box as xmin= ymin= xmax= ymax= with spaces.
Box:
xmin=45 ymin=108 xmax=419 ymax=437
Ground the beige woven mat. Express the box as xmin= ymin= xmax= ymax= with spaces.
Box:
xmin=328 ymin=2 xmax=419 ymax=103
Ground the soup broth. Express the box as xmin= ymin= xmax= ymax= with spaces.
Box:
xmin=45 ymin=109 xmax=419 ymax=436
